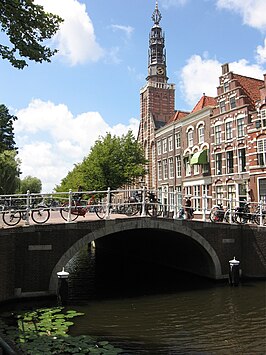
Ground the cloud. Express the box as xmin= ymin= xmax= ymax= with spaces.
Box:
xmin=216 ymin=0 xmax=266 ymax=32
xmin=35 ymin=0 xmax=104 ymax=65
xmin=179 ymin=55 xmax=265 ymax=107
xmin=256 ymin=39 xmax=266 ymax=64
xmin=111 ymin=24 xmax=134 ymax=39
xmin=14 ymin=100 xmax=139 ymax=193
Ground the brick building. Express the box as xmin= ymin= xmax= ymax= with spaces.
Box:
xmin=138 ymin=2 xmax=266 ymax=208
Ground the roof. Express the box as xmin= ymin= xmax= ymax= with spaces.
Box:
xmin=191 ymin=94 xmax=217 ymax=113
xmin=233 ymin=74 xmax=263 ymax=106
xmin=167 ymin=110 xmax=189 ymax=124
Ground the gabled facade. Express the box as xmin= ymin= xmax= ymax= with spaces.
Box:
xmin=138 ymin=3 xmax=266 ymax=207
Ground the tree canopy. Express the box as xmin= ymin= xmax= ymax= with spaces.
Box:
xmin=19 ymin=175 xmax=42 ymax=194
xmin=56 ymin=131 xmax=147 ymax=192
xmin=0 ymin=104 xmax=17 ymax=152
xmin=0 ymin=0 xmax=63 ymax=69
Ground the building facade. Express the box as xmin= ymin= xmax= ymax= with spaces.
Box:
xmin=138 ymin=2 xmax=266 ymax=209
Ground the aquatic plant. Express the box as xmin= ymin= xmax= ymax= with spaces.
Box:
xmin=0 ymin=307 xmax=124 ymax=354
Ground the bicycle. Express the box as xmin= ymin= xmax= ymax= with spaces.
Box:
xmin=60 ymin=195 xmax=97 ymax=221
xmin=1 ymin=199 xmax=50 ymax=226
xmin=209 ymin=204 xmax=232 ymax=223
xmin=234 ymin=203 xmax=264 ymax=225
xmin=122 ymin=190 xmax=163 ymax=217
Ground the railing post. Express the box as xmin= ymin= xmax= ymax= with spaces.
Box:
xmin=202 ymin=194 xmax=207 ymax=222
xmin=25 ymin=190 xmax=30 ymax=226
xmin=259 ymin=200 xmax=263 ymax=227
xmin=141 ymin=185 xmax=146 ymax=217
xmin=105 ymin=187 xmax=111 ymax=220
xmin=173 ymin=189 xmax=178 ymax=219
xmin=67 ymin=189 xmax=72 ymax=223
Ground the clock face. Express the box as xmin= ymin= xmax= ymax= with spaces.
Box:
xmin=157 ymin=67 xmax=164 ymax=75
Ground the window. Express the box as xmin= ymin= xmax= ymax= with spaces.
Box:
xmin=176 ymin=155 xmax=181 ymax=177
xmin=227 ymin=185 xmax=236 ymax=207
xmin=187 ymin=129 xmax=193 ymax=147
xmin=237 ymin=117 xmax=245 ymax=137
xmin=220 ymin=100 xmax=226 ymax=113
xmin=226 ymin=151 xmax=234 ymax=174
xmin=158 ymin=161 xmax=162 ymax=180
xmin=224 ymin=82 xmax=229 ymax=92
xmin=198 ymin=125 xmax=204 ymax=144
xmin=169 ymin=157 xmax=174 ymax=178
xmin=215 ymin=153 xmax=222 ymax=175
xmin=168 ymin=136 xmax=173 ymax=151
xmin=162 ymin=139 xmax=167 ymax=153
xmin=163 ymin=159 xmax=168 ymax=179
xmin=238 ymin=148 xmax=246 ymax=172
xmin=157 ymin=141 xmax=161 ymax=155
xmin=175 ymin=132 xmax=181 ymax=148
xmin=194 ymin=185 xmax=200 ymax=211
xmin=176 ymin=186 xmax=182 ymax=208
xmin=194 ymin=164 xmax=199 ymax=175
xmin=184 ymin=157 xmax=191 ymax=176
xmin=169 ymin=187 xmax=174 ymax=211
xmin=215 ymin=185 xmax=223 ymax=205
xmin=225 ymin=121 xmax=233 ymax=141
xmin=261 ymin=110 xmax=266 ymax=128
xmin=257 ymin=138 xmax=266 ymax=165
xmin=215 ymin=125 xmax=222 ymax=144
xmin=230 ymin=96 xmax=236 ymax=109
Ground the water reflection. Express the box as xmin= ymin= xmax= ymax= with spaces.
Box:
xmin=66 ymin=245 xmax=266 ymax=354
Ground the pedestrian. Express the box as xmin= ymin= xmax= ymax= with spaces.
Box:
xmin=185 ymin=196 xmax=192 ymax=219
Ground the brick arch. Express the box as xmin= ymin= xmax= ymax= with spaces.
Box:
xmin=49 ymin=219 xmax=222 ymax=292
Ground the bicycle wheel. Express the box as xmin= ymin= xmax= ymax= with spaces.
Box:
xmin=254 ymin=213 xmax=266 ymax=226
xmin=2 ymin=210 xmax=21 ymax=226
xmin=95 ymin=205 xmax=107 ymax=219
xmin=31 ymin=207 xmax=50 ymax=224
xmin=234 ymin=211 xmax=247 ymax=224
xmin=146 ymin=203 xmax=162 ymax=217
xmin=125 ymin=204 xmax=139 ymax=216
xmin=224 ymin=209 xmax=235 ymax=223
xmin=209 ymin=207 xmax=221 ymax=223
xmin=60 ymin=203 xmax=79 ymax=221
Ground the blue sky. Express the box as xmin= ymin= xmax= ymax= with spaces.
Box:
xmin=1 ymin=0 xmax=266 ymax=192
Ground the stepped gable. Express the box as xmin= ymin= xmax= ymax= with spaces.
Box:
xmin=191 ymin=94 xmax=217 ymax=113
xmin=233 ymin=73 xmax=263 ymax=106
xmin=167 ymin=110 xmax=189 ymax=124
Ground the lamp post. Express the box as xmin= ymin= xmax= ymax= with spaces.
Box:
xmin=57 ymin=267 xmax=69 ymax=305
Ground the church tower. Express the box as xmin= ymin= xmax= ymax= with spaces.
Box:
xmin=138 ymin=1 xmax=175 ymax=189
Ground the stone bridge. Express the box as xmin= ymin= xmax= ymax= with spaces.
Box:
xmin=0 ymin=217 xmax=265 ymax=302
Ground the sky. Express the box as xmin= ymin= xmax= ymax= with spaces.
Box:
xmin=1 ymin=0 xmax=266 ymax=193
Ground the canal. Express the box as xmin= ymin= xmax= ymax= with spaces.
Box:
xmin=64 ymin=244 xmax=266 ymax=354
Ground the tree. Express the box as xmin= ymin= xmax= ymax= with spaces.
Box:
xmin=0 ymin=104 xmax=17 ymax=152
xmin=18 ymin=175 xmax=42 ymax=194
xmin=56 ymin=131 xmax=147 ymax=192
xmin=0 ymin=0 xmax=63 ymax=69
xmin=0 ymin=150 xmax=20 ymax=194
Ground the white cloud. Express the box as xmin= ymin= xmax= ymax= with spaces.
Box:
xmin=14 ymin=100 xmax=139 ymax=193
xmin=256 ymin=39 xmax=266 ymax=64
xmin=35 ymin=0 xmax=104 ymax=65
xmin=216 ymin=0 xmax=266 ymax=32
xmin=111 ymin=24 xmax=134 ymax=39
xmin=180 ymin=55 xmax=265 ymax=107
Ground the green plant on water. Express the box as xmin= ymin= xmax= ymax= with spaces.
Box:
xmin=0 ymin=307 xmax=125 ymax=354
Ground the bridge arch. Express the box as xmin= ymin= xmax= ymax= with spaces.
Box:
xmin=49 ymin=219 xmax=222 ymax=292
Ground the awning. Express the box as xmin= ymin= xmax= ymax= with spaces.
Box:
xmin=190 ymin=150 xmax=208 ymax=165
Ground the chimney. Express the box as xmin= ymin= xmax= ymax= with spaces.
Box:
xmin=222 ymin=63 xmax=229 ymax=75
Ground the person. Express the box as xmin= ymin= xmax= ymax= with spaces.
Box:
xmin=184 ymin=196 xmax=192 ymax=219
xmin=73 ymin=185 xmax=83 ymax=203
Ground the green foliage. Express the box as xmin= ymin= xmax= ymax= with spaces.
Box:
xmin=0 ymin=307 xmax=124 ymax=354
xmin=18 ymin=175 xmax=42 ymax=194
xmin=0 ymin=150 xmax=20 ymax=194
xmin=56 ymin=131 xmax=147 ymax=192
xmin=0 ymin=104 xmax=17 ymax=152
xmin=0 ymin=0 xmax=63 ymax=69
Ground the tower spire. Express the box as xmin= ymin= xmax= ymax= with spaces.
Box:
xmin=152 ymin=1 xmax=162 ymax=25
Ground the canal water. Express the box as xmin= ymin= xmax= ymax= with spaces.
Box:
xmin=65 ymin=245 xmax=266 ymax=354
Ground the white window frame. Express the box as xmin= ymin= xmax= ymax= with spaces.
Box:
xmin=168 ymin=136 xmax=173 ymax=152
xmin=162 ymin=139 xmax=167 ymax=154
xmin=175 ymin=132 xmax=181 ymax=148
xmin=157 ymin=141 xmax=161 ymax=155
xmin=176 ymin=155 xmax=181 ymax=177
xmin=169 ymin=157 xmax=174 ymax=178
